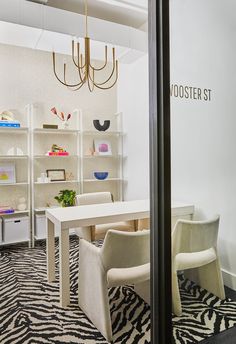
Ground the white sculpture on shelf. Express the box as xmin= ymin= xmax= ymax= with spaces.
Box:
xmin=17 ymin=197 xmax=27 ymax=211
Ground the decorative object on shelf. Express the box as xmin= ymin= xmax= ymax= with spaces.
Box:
xmin=54 ymin=189 xmax=76 ymax=207
xmin=0 ymin=163 xmax=16 ymax=184
xmin=93 ymin=120 xmax=110 ymax=132
xmin=43 ymin=124 xmax=58 ymax=129
xmin=52 ymin=0 xmax=118 ymax=92
xmin=46 ymin=169 xmax=66 ymax=182
xmin=7 ymin=147 xmax=24 ymax=156
xmin=94 ymin=139 xmax=112 ymax=156
xmin=46 ymin=144 xmax=69 ymax=156
xmin=94 ymin=172 xmax=109 ymax=180
xmin=85 ymin=148 xmax=95 ymax=156
xmin=17 ymin=197 xmax=27 ymax=211
xmin=0 ymin=206 xmax=14 ymax=214
xmin=37 ymin=173 xmax=51 ymax=183
xmin=0 ymin=111 xmax=14 ymax=121
xmin=50 ymin=107 xmax=72 ymax=129
xmin=0 ymin=111 xmax=20 ymax=128
xmin=65 ymin=172 xmax=75 ymax=181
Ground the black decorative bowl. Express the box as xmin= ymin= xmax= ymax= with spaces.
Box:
xmin=93 ymin=120 xmax=110 ymax=132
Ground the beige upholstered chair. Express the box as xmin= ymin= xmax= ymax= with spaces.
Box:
xmin=172 ymin=215 xmax=225 ymax=316
xmin=75 ymin=192 xmax=135 ymax=241
xmin=78 ymin=229 xmax=150 ymax=342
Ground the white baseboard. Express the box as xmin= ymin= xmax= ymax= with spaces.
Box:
xmin=222 ymin=268 xmax=236 ymax=290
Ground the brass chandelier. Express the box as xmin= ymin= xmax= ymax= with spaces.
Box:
xmin=52 ymin=0 xmax=118 ymax=92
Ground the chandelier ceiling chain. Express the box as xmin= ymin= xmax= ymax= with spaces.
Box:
xmin=52 ymin=0 xmax=118 ymax=92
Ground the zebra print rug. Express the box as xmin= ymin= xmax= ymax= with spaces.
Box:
xmin=0 ymin=237 xmax=236 ymax=344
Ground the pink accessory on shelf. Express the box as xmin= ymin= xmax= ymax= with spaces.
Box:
xmin=47 ymin=152 xmax=69 ymax=156
xmin=99 ymin=143 xmax=108 ymax=152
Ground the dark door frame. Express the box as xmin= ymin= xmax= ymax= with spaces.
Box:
xmin=149 ymin=0 xmax=172 ymax=343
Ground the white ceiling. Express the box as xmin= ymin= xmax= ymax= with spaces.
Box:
xmin=0 ymin=0 xmax=148 ymax=63
xmin=46 ymin=0 xmax=148 ymax=28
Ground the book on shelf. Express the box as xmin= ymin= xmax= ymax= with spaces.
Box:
xmin=0 ymin=206 xmax=15 ymax=214
xmin=46 ymin=152 xmax=69 ymax=156
xmin=0 ymin=120 xmax=20 ymax=128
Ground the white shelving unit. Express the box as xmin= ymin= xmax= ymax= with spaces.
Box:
xmin=0 ymin=105 xmax=31 ymax=246
xmin=30 ymin=106 xmax=81 ymax=243
xmin=80 ymin=111 xmax=124 ymax=201
xmin=0 ymin=105 xmax=124 ymax=246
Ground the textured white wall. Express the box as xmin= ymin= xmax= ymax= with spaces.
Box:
xmin=170 ymin=0 xmax=236 ymax=288
xmin=117 ymin=54 xmax=149 ymax=201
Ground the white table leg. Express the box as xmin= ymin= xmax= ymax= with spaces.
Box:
xmin=59 ymin=227 xmax=70 ymax=307
xmin=47 ymin=218 xmax=55 ymax=282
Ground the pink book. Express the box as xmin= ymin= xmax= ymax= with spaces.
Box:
xmin=48 ymin=152 xmax=69 ymax=156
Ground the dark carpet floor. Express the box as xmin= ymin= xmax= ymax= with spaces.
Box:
xmin=1 ymin=237 xmax=236 ymax=344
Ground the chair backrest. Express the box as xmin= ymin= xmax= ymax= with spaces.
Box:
xmin=172 ymin=215 xmax=220 ymax=257
xmin=76 ymin=192 xmax=113 ymax=206
xmin=101 ymin=229 xmax=150 ymax=271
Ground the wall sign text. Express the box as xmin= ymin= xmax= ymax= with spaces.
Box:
xmin=170 ymin=84 xmax=212 ymax=101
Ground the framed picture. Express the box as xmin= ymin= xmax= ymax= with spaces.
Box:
xmin=46 ymin=169 xmax=66 ymax=182
xmin=94 ymin=139 xmax=112 ymax=156
xmin=0 ymin=163 xmax=16 ymax=184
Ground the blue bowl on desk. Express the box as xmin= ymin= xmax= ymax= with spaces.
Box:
xmin=94 ymin=172 xmax=109 ymax=180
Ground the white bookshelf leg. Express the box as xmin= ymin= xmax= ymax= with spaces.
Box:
xmin=59 ymin=227 xmax=70 ymax=307
xmin=47 ymin=218 xmax=55 ymax=282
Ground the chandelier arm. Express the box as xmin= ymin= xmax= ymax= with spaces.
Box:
xmin=53 ymin=52 xmax=86 ymax=87
xmin=79 ymin=53 xmax=86 ymax=69
xmin=87 ymin=66 xmax=95 ymax=92
xmin=88 ymin=66 xmax=95 ymax=82
xmin=92 ymin=47 xmax=116 ymax=85
xmin=77 ymin=59 xmax=86 ymax=82
xmin=72 ymin=40 xmax=79 ymax=68
xmin=64 ymin=62 xmax=86 ymax=87
xmin=71 ymin=79 xmax=87 ymax=91
xmin=90 ymin=46 xmax=108 ymax=71
xmin=92 ymin=58 xmax=117 ymax=86
xmin=93 ymin=61 xmax=118 ymax=90
xmin=87 ymin=75 xmax=95 ymax=92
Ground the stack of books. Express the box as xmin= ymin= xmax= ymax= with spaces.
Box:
xmin=46 ymin=151 xmax=69 ymax=156
xmin=0 ymin=120 xmax=20 ymax=128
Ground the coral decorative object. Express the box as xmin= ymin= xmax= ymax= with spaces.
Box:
xmin=51 ymin=107 xmax=72 ymax=128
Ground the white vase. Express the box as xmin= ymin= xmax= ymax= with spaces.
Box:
xmin=63 ymin=121 xmax=69 ymax=129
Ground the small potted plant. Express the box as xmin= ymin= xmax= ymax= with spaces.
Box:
xmin=54 ymin=189 xmax=76 ymax=207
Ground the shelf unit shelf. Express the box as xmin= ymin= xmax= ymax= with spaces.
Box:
xmin=34 ymin=155 xmax=78 ymax=158
xmin=34 ymin=128 xmax=80 ymax=135
xmin=83 ymin=155 xmax=121 ymax=159
xmin=83 ymin=131 xmax=122 ymax=136
xmin=0 ymin=155 xmax=29 ymax=159
xmin=0 ymin=210 xmax=30 ymax=216
xmin=0 ymin=127 xmax=29 ymax=134
xmin=83 ymin=178 xmax=122 ymax=182
xmin=34 ymin=180 xmax=79 ymax=185
xmin=0 ymin=182 xmax=29 ymax=186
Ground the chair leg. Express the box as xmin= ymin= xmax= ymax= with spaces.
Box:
xmin=134 ymin=280 xmax=150 ymax=305
xmin=90 ymin=225 xmax=96 ymax=242
xmin=197 ymin=259 xmax=225 ymax=299
xmin=78 ymin=242 xmax=113 ymax=341
xmin=172 ymin=270 xmax=182 ymax=316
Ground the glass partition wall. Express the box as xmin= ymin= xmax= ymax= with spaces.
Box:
xmin=169 ymin=0 xmax=236 ymax=343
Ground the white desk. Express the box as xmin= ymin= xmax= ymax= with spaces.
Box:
xmin=46 ymin=199 xmax=194 ymax=307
